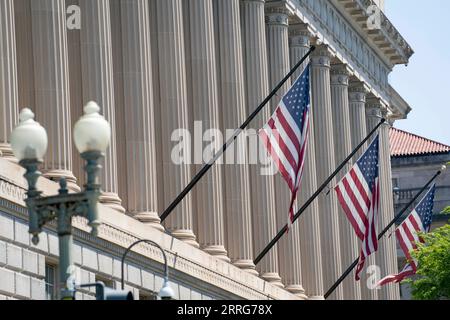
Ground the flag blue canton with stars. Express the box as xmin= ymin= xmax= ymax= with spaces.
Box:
xmin=356 ymin=135 xmax=380 ymax=190
xmin=415 ymin=185 xmax=436 ymax=231
xmin=282 ymin=66 xmax=310 ymax=129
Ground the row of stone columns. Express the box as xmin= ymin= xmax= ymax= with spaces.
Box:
xmin=0 ymin=0 xmax=19 ymax=161
xmin=1 ymin=0 xmax=399 ymax=299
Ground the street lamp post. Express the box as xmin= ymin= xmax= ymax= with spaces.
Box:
xmin=10 ymin=102 xmax=111 ymax=300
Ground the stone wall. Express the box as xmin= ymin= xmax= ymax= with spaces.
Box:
xmin=0 ymin=210 xmax=219 ymax=300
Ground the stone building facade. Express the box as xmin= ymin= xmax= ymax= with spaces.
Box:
xmin=0 ymin=0 xmax=413 ymax=300
xmin=389 ymin=127 xmax=450 ymax=299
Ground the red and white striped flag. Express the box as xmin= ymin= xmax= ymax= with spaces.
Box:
xmin=377 ymin=185 xmax=436 ymax=286
xmin=259 ymin=65 xmax=311 ymax=226
xmin=335 ymin=135 xmax=380 ymax=280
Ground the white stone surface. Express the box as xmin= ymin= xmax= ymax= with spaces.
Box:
xmin=73 ymin=243 xmax=82 ymax=265
xmin=0 ymin=241 xmax=6 ymax=266
xmin=191 ymin=290 xmax=202 ymax=300
xmin=82 ymin=247 xmax=99 ymax=271
xmin=14 ymin=272 xmax=31 ymax=299
xmin=0 ymin=213 xmax=14 ymax=240
xmin=113 ymin=258 xmax=126 ymax=281
xmin=14 ymin=220 xmax=29 ymax=246
xmin=179 ymin=285 xmax=191 ymax=300
xmin=22 ymin=249 xmax=39 ymax=276
xmin=30 ymin=278 xmax=45 ymax=300
xmin=127 ymin=264 xmax=142 ymax=287
xmin=37 ymin=254 xmax=45 ymax=277
xmin=98 ymin=254 xmax=113 ymax=275
xmin=141 ymin=270 xmax=154 ymax=291
xmin=30 ymin=232 xmax=48 ymax=254
xmin=48 ymin=233 xmax=59 ymax=257
xmin=0 ymin=267 xmax=15 ymax=295
xmin=0 ymin=0 xmax=19 ymax=160
xmin=6 ymin=243 xmax=22 ymax=271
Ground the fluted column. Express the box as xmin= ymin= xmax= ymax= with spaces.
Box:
xmin=366 ymin=99 xmax=390 ymax=300
xmin=380 ymin=113 xmax=400 ymax=300
xmin=310 ymin=45 xmax=343 ymax=300
xmin=214 ymin=0 xmax=255 ymax=269
xmin=349 ymin=83 xmax=378 ymax=300
xmin=289 ymin=25 xmax=324 ymax=299
xmin=240 ymin=0 xmax=277 ymax=279
xmin=348 ymin=82 xmax=370 ymax=160
xmin=30 ymin=0 xmax=78 ymax=191
xmin=366 ymin=100 xmax=399 ymax=300
xmin=0 ymin=0 xmax=19 ymax=160
xmin=185 ymin=0 xmax=228 ymax=260
xmin=120 ymin=0 xmax=162 ymax=230
xmin=265 ymin=5 xmax=295 ymax=291
xmin=331 ymin=64 xmax=362 ymax=300
xmin=155 ymin=0 xmax=198 ymax=247
xmin=79 ymin=0 xmax=124 ymax=212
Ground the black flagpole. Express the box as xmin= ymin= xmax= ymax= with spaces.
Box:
xmin=159 ymin=46 xmax=316 ymax=223
xmin=253 ymin=119 xmax=385 ymax=265
xmin=323 ymin=168 xmax=443 ymax=299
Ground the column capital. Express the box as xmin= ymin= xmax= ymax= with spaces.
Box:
xmin=366 ymin=98 xmax=384 ymax=118
xmin=330 ymin=64 xmax=352 ymax=86
xmin=349 ymin=82 xmax=370 ymax=103
xmin=289 ymin=23 xmax=312 ymax=48
xmin=265 ymin=6 xmax=290 ymax=26
xmin=310 ymin=45 xmax=333 ymax=68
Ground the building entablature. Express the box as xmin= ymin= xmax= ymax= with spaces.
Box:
xmin=269 ymin=0 xmax=413 ymax=120
xmin=334 ymin=0 xmax=414 ymax=66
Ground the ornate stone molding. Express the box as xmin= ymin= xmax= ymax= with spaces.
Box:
xmin=331 ymin=64 xmax=352 ymax=86
xmin=265 ymin=6 xmax=290 ymax=26
xmin=349 ymin=82 xmax=370 ymax=101
xmin=288 ymin=0 xmax=397 ymax=107
xmin=288 ymin=23 xmax=311 ymax=47
xmin=310 ymin=45 xmax=333 ymax=68
xmin=366 ymin=98 xmax=384 ymax=118
xmin=335 ymin=0 xmax=414 ymax=65
xmin=0 ymin=158 xmax=300 ymax=300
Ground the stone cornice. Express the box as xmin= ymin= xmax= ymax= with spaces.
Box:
xmin=334 ymin=0 xmax=414 ymax=65
xmin=284 ymin=0 xmax=411 ymax=119
xmin=388 ymin=85 xmax=412 ymax=121
xmin=0 ymin=158 xmax=300 ymax=300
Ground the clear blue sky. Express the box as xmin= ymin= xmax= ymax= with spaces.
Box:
xmin=385 ymin=0 xmax=450 ymax=145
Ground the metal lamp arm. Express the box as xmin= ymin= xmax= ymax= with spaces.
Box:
xmin=121 ymin=239 xmax=168 ymax=290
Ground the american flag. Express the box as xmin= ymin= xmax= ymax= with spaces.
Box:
xmin=335 ymin=135 xmax=380 ymax=280
xmin=377 ymin=185 xmax=436 ymax=286
xmin=259 ymin=65 xmax=311 ymax=225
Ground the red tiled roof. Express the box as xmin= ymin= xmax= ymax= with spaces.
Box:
xmin=390 ymin=127 xmax=450 ymax=157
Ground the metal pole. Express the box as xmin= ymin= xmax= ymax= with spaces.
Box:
xmin=57 ymin=181 xmax=76 ymax=300
xmin=59 ymin=233 xmax=74 ymax=300
xmin=323 ymin=169 xmax=443 ymax=299
xmin=121 ymin=239 xmax=168 ymax=290
xmin=159 ymin=46 xmax=316 ymax=223
xmin=253 ymin=119 xmax=385 ymax=265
